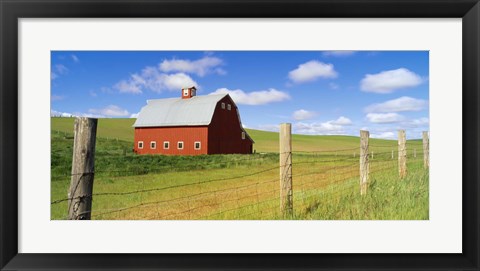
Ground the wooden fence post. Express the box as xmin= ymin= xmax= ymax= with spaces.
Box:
xmin=280 ymin=123 xmax=293 ymax=217
xmin=391 ymin=150 xmax=394 ymax=159
xmin=423 ymin=131 xmax=429 ymax=169
xmin=68 ymin=117 xmax=97 ymax=220
xmin=360 ymin=130 xmax=369 ymax=195
xmin=398 ymin=130 xmax=407 ymax=179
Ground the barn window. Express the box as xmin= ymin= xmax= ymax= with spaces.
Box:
xmin=227 ymin=104 xmax=231 ymax=110
xmin=177 ymin=141 xmax=184 ymax=150
xmin=194 ymin=141 xmax=201 ymax=150
xmin=183 ymin=89 xmax=189 ymax=96
xmin=138 ymin=141 xmax=144 ymax=149
xmin=221 ymin=102 xmax=225 ymax=109
xmin=242 ymin=132 xmax=246 ymax=140
xmin=163 ymin=141 xmax=170 ymax=149
xmin=150 ymin=141 xmax=156 ymax=149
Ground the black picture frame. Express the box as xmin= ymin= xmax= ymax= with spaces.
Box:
xmin=1 ymin=0 xmax=479 ymax=270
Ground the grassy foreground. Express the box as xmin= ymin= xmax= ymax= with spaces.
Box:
xmin=51 ymin=117 xmax=428 ymax=220
xmin=304 ymin=162 xmax=429 ymax=220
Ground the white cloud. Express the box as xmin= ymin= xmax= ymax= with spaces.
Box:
xmin=365 ymin=96 xmax=428 ymax=113
xmin=329 ymin=82 xmax=339 ymax=90
xmin=78 ymin=113 xmax=106 ymax=118
xmin=51 ymin=109 xmax=73 ymax=117
xmin=292 ymin=109 xmax=317 ymax=121
xmin=51 ymin=64 xmax=68 ymax=80
xmin=403 ymin=117 xmax=429 ymax=128
xmin=55 ymin=64 xmax=68 ymax=75
xmin=89 ymin=90 xmax=98 ymax=97
xmin=159 ymin=56 xmax=224 ymax=77
xmin=293 ymin=116 xmax=352 ymax=135
xmin=411 ymin=117 xmax=429 ymax=126
xmin=50 ymin=109 xmax=130 ymax=119
xmin=209 ymin=88 xmax=290 ymax=105
xmin=257 ymin=124 xmax=280 ymax=132
xmin=130 ymin=113 xmax=139 ymax=118
xmin=51 ymin=95 xmax=64 ymax=102
xmin=100 ymin=87 xmax=113 ymax=93
xmin=322 ymin=51 xmax=356 ymax=57
xmin=154 ymin=72 xmax=197 ymax=92
xmin=114 ymin=67 xmax=198 ymax=94
xmin=370 ymin=132 xmax=396 ymax=139
xmin=330 ymin=116 xmax=352 ymax=125
xmin=288 ymin=60 xmax=337 ymax=83
xmin=215 ymin=68 xmax=227 ymax=75
xmin=294 ymin=122 xmax=343 ymax=135
xmin=71 ymin=54 xmax=79 ymax=63
xmin=88 ymin=105 xmax=129 ymax=117
xmin=360 ymin=68 xmax=423 ymax=93
xmin=114 ymin=56 xmax=224 ymax=94
xmin=114 ymin=80 xmax=143 ymax=94
xmin=51 ymin=109 xmax=92 ymax=118
xmin=366 ymin=113 xmax=404 ymax=123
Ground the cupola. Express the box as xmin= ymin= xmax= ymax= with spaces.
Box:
xmin=182 ymin=86 xmax=196 ymax=99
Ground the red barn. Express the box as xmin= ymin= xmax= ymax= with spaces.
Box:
xmin=133 ymin=87 xmax=254 ymax=155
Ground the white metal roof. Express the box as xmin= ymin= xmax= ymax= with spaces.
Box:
xmin=133 ymin=94 xmax=227 ymax=127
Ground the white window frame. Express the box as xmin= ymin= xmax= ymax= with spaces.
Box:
xmin=177 ymin=141 xmax=184 ymax=150
xmin=242 ymin=132 xmax=246 ymax=140
xmin=138 ymin=141 xmax=144 ymax=149
xmin=194 ymin=141 xmax=201 ymax=150
xmin=163 ymin=141 xmax=170 ymax=149
xmin=221 ymin=102 xmax=225 ymax=109
xmin=227 ymin=104 xmax=231 ymax=111
xmin=150 ymin=141 xmax=156 ymax=149
xmin=183 ymin=89 xmax=189 ymax=96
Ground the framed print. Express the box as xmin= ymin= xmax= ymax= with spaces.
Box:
xmin=1 ymin=0 xmax=479 ymax=270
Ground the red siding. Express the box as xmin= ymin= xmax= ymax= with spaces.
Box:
xmin=208 ymin=96 xmax=253 ymax=154
xmin=133 ymin=94 xmax=253 ymax=156
xmin=134 ymin=126 xmax=208 ymax=155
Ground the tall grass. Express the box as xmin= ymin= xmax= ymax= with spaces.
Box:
xmin=301 ymin=162 xmax=429 ymax=220
xmin=51 ymin=118 xmax=429 ymax=220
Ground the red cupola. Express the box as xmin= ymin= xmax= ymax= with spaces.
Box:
xmin=182 ymin=86 xmax=197 ymax=99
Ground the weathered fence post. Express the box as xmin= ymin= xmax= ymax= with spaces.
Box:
xmin=414 ymin=148 xmax=417 ymax=158
xmin=68 ymin=117 xmax=97 ymax=220
xmin=423 ymin=131 xmax=429 ymax=169
xmin=398 ymin=130 xmax=407 ymax=179
xmin=360 ymin=130 xmax=369 ymax=195
xmin=280 ymin=123 xmax=293 ymax=217
xmin=391 ymin=150 xmax=394 ymax=159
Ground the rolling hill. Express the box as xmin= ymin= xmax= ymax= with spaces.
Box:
xmin=51 ymin=117 xmax=418 ymax=153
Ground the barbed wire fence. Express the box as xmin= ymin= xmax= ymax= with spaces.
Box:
xmin=51 ymin=118 xmax=429 ymax=220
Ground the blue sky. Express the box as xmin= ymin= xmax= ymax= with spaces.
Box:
xmin=51 ymin=51 xmax=429 ymax=139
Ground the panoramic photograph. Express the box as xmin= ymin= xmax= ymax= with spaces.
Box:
xmin=50 ymin=51 xmax=429 ymax=220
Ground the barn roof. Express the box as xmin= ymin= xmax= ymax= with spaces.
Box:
xmin=133 ymin=94 xmax=228 ymax=127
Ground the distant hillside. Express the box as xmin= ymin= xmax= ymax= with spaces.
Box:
xmin=52 ymin=117 xmax=136 ymax=142
xmin=51 ymin=117 xmax=418 ymax=153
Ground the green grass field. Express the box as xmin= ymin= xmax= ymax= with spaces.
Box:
xmin=51 ymin=117 xmax=428 ymax=220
